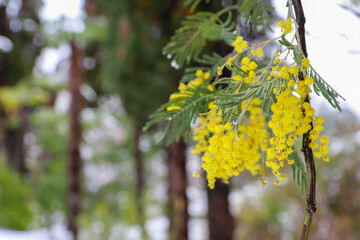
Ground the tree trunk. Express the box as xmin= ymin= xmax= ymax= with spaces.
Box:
xmin=167 ymin=138 xmax=189 ymax=240
xmin=67 ymin=42 xmax=84 ymax=240
xmin=207 ymin=182 xmax=235 ymax=240
xmin=0 ymin=6 xmax=27 ymax=174
xmin=134 ymin=129 xmax=147 ymax=239
xmin=1 ymin=108 xmax=28 ymax=173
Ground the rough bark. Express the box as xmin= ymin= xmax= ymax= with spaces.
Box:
xmin=0 ymin=6 xmax=28 ymax=174
xmin=290 ymin=1 xmax=317 ymax=239
xmin=167 ymin=138 xmax=189 ymax=240
xmin=207 ymin=182 xmax=235 ymax=240
xmin=1 ymin=108 xmax=28 ymax=173
xmin=134 ymin=129 xmax=147 ymax=239
xmin=67 ymin=42 xmax=84 ymax=240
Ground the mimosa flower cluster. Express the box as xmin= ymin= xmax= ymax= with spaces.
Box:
xmin=190 ymin=18 xmax=330 ymax=187
xmin=192 ymin=99 xmax=268 ymax=188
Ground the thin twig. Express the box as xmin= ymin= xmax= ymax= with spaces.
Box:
xmin=290 ymin=1 xmax=317 ymax=240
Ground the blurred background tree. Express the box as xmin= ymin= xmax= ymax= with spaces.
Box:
xmin=0 ymin=0 xmax=45 ymax=173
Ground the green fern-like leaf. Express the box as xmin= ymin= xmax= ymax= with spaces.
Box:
xmin=289 ymin=149 xmax=307 ymax=195
xmin=180 ymin=53 xmax=223 ymax=83
xmin=144 ymin=86 xmax=214 ymax=144
xmin=163 ymin=11 xmax=236 ymax=67
xmin=288 ymin=48 xmax=344 ymax=112
xmin=213 ymin=77 xmax=288 ymax=108
xmin=241 ymin=0 xmax=274 ymax=33
xmin=309 ymin=65 xmax=344 ymax=112
xmin=166 ymin=94 xmax=211 ymax=144
xmin=195 ymin=52 xmax=223 ymax=66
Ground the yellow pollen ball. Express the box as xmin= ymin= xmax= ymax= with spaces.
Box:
xmin=193 ymin=172 xmax=200 ymax=178
xmin=236 ymin=36 xmax=243 ymax=43
xmin=314 ymin=152 xmax=322 ymax=158
xmin=227 ymin=57 xmax=234 ymax=65
xmin=233 ymin=75 xmax=242 ymax=81
xmin=249 ymin=61 xmax=258 ymax=70
xmin=315 ymin=116 xmax=324 ymax=124
xmin=195 ymin=69 xmax=203 ymax=77
xmin=178 ymin=83 xmax=186 ymax=91
xmin=242 ymin=57 xmax=251 ymax=65
xmin=240 ymin=41 xmax=248 ymax=49
xmin=304 ymin=76 xmax=314 ymax=86
xmin=207 ymin=85 xmax=214 ymax=91
xmin=289 ymin=80 xmax=296 ymax=87
xmin=217 ymin=66 xmax=223 ymax=75
xmin=256 ymin=48 xmax=264 ymax=57
xmin=204 ymin=72 xmax=211 ymax=80
xmin=302 ymin=58 xmax=310 ymax=69
xmin=289 ymin=66 xmax=299 ymax=75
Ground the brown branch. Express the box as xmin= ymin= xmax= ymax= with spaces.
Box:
xmin=292 ymin=0 xmax=308 ymax=58
xmin=134 ymin=129 xmax=148 ymax=240
xmin=167 ymin=137 xmax=189 ymax=240
xmin=291 ymin=1 xmax=317 ymax=240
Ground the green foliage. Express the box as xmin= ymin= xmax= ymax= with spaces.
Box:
xmin=78 ymin=17 xmax=108 ymax=43
xmin=98 ymin=0 xmax=183 ymax=128
xmin=180 ymin=53 xmax=223 ymax=83
xmin=241 ymin=0 xmax=274 ymax=33
xmin=289 ymin=150 xmax=307 ymax=195
xmin=0 ymin=82 xmax=50 ymax=112
xmin=144 ymin=85 xmax=214 ymax=144
xmin=144 ymin=61 xmax=218 ymax=143
xmin=214 ymin=77 xmax=288 ymax=108
xmin=163 ymin=11 xmax=236 ymax=67
xmin=0 ymin=158 xmax=33 ymax=230
xmin=42 ymin=16 xmax=108 ymax=47
xmin=309 ymin=65 xmax=344 ymax=112
xmin=29 ymin=109 xmax=68 ymax=216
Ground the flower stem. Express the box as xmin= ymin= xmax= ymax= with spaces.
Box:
xmin=291 ymin=0 xmax=317 ymax=239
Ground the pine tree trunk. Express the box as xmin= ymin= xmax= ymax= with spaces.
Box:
xmin=67 ymin=42 xmax=84 ymax=240
xmin=0 ymin=7 xmax=28 ymax=174
xmin=207 ymin=182 xmax=235 ymax=240
xmin=134 ymin=129 xmax=147 ymax=239
xmin=1 ymin=108 xmax=28 ymax=173
xmin=167 ymin=138 xmax=189 ymax=240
